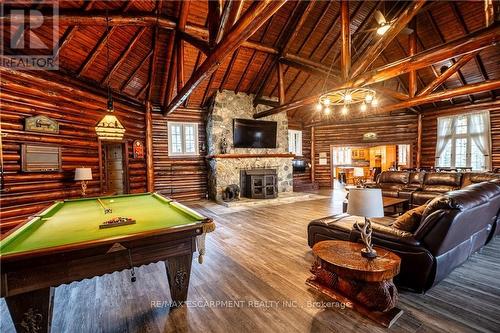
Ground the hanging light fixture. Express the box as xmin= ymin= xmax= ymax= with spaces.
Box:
xmin=95 ymin=10 xmax=125 ymax=141
xmin=315 ymin=1 xmax=380 ymax=118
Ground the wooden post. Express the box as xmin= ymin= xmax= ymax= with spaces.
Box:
xmin=408 ymin=20 xmax=417 ymax=98
xmin=145 ymin=101 xmax=154 ymax=192
xmin=340 ymin=0 xmax=351 ymax=81
xmin=277 ymin=62 xmax=285 ymax=105
xmin=311 ymin=126 xmax=316 ymax=183
xmin=416 ymin=114 xmax=422 ymax=169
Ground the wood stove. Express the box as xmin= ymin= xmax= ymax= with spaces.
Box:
xmin=240 ymin=169 xmax=278 ymax=199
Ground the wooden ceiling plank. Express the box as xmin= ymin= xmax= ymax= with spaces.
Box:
xmin=418 ymin=52 xmax=478 ymax=96
xmin=102 ymin=27 xmax=147 ymax=85
xmin=282 ymin=0 xmax=316 ymax=54
xmin=351 ymin=0 xmax=427 ymax=78
xmin=147 ymin=24 xmax=161 ymax=102
xmin=164 ymin=0 xmax=288 ymax=115
xmin=340 ymin=0 xmax=351 ymax=81
xmin=450 ymin=1 xmax=495 ymax=100
xmin=219 ymin=49 xmax=240 ymax=92
xmin=179 ymin=31 xmax=210 ymax=54
xmin=120 ymin=49 xmax=153 ymax=92
xmin=77 ymin=26 xmax=118 ymax=77
xmin=201 ymin=72 xmax=216 ymax=107
xmin=425 ymin=10 xmax=472 ymax=103
xmin=54 ymin=0 xmax=94 ymax=59
xmin=253 ymin=24 xmax=500 ymax=118
xmin=185 ymin=50 xmax=202 ymax=106
xmin=235 ymin=19 xmax=273 ymax=95
xmin=160 ymin=30 xmax=176 ymax=105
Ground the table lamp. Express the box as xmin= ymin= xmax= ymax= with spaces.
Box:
xmin=347 ymin=188 xmax=384 ymax=259
xmin=74 ymin=167 xmax=92 ymax=197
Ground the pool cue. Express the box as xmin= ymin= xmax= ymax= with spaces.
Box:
xmin=0 ymin=130 xmax=5 ymax=192
xmin=97 ymin=198 xmax=112 ymax=214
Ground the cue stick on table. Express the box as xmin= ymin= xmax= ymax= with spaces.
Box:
xmin=97 ymin=198 xmax=112 ymax=214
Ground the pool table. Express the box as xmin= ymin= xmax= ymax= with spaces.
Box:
xmin=0 ymin=193 xmax=215 ymax=333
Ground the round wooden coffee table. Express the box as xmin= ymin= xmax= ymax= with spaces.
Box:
xmin=306 ymin=240 xmax=403 ymax=328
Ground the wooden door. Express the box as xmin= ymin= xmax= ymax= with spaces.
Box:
xmin=105 ymin=143 xmax=124 ymax=195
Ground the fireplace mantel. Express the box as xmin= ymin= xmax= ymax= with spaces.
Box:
xmin=206 ymin=153 xmax=295 ymax=159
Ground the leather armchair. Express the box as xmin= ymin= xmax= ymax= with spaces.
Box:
xmin=308 ymin=181 xmax=500 ymax=293
xmin=398 ymin=172 xmax=424 ymax=206
xmin=375 ymin=171 xmax=409 ymax=198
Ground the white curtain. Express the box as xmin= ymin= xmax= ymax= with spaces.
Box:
xmin=435 ymin=116 xmax=455 ymax=166
xmin=469 ymin=111 xmax=491 ymax=170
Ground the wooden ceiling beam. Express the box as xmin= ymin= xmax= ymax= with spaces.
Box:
xmin=408 ymin=20 xmax=417 ymax=98
xmin=253 ymin=24 xmax=500 ymax=118
xmin=351 ymin=0 xmax=427 ymax=78
xmin=164 ymin=0 xmax=288 ymax=115
xmin=160 ymin=31 xmax=177 ymax=104
xmin=102 ymin=27 xmax=147 ymax=85
xmin=418 ymin=51 xmax=478 ymax=97
xmin=147 ymin=25 xmax=161 ymax=101
xmin=277 ymin=62 xmax=285 ymax=105
xmin=375 ymin=80 xmax=500 ymax=114
xmin=185 ymin=50 xmax=203 ymax=106
xmin=77 ymin=26 xmax=118 ymax=77
xmin=222 ymin=0 xmax=245 ymax=38
xmin=340 ymin=0 xmax=351 ymax=81
xmin=208 ymin=0 xmax=223 ymax=48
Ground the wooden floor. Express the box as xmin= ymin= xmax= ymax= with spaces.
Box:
xmin=2 ymin=189 xmax=500 ymax=333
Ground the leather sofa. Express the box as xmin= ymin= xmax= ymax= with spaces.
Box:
xmin=370 ymin=171 xmax=500 ymax=207
xmin=308 ymin=180 xmax=500 ymax=293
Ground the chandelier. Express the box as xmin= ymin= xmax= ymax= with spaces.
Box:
xmin=316 ymin=88 xmax=378 ymax=115
xmin=95 ymin=10 xmax=125 ymax=141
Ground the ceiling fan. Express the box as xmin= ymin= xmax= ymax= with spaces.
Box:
xmin=355 ymin=10 xmax=414 ymax=36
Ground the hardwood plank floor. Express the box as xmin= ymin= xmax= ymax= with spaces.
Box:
xmin=1 ymin=189 xmax=499 ymax=332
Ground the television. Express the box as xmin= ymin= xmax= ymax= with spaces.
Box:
xmin=233 ymin=119 xmax=277 ymax=148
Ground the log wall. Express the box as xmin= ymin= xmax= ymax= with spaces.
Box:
xmin=152 ymin=109 xmax=208 ymax=201
xmin=312 ymin=114 xmax=419 ymax=188
xmin=420 ymin=106 xmax=500 ymax=170
xmin=0 ymin=72 xmax=147 ymax=233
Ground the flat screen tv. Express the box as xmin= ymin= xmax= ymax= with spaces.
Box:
xmin=233 ymin=119 xmax=277 ymax=148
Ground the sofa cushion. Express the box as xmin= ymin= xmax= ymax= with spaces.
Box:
xmin=392 ymin=204 xmax=427 ymax=233
xmin=423 ymin=172 xmax=462 ymax=187
xmin=412 ymin=191 xmax=442 ymax=206
xmin=461 ymin=173 xmax=500 ymax=188
xmin=378 ymin=171 xmax=409 ymax=185
xmin=409 ymin=172 xmax=424 ymax=185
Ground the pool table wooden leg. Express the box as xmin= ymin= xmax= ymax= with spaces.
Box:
xmin=5 ymin=287 xmax=54 ymax=333
xmin=165 ymin=254 xmax=193 ymax=307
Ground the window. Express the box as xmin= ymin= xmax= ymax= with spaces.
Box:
xmin=168 ymin=122 xmax=199 ymax=156
xmin=436 ymin=112 xmax=491 ymax=171
xmin=288 ymin=130 xmax=302 ymax=156
xmin=332 ymin=147 xmax=352 ymax=165
xmin=397 ymin=144 xmax=411 ymax=167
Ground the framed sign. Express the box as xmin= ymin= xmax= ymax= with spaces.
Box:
xmin=21 ymin=144 xmax=62 ymax=172
xmin=25 ymin=115 xmax=59 ymax=134
xmin=133 ymin=140 xmax=145 ymax=159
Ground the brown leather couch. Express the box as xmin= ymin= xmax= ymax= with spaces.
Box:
xmin=308 ymin=181 xmax=500 ymax=293
xmin=371 ymin=171 xmax=500 ymax=207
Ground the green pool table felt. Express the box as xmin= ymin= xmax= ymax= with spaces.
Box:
xmin=0 ymin=193 xmax=206 ymax=257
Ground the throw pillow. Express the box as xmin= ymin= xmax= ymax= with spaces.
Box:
xmin=392 ymin=204 xmax=427 ymax=233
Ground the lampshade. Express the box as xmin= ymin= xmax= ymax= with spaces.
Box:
xmin=347 ymin=188 xmax=384 ymax=218
xmin=353 ymin=167 xmax=365 ymax=177
xmin=95 ymin=114 xmax=125 ymax=141
xmin=74 ymin=168 xmax=93 ymax=181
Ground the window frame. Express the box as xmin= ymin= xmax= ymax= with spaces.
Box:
xmin=167 ymin=121 xmax=199 ymax=157
xmin=436 ymin=113 xmax=490 ymax=171
xmin=288 ymin=129 xmax=303 ymax=156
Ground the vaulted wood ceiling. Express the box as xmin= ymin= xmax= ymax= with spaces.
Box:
xmin=2 ymin=0 xmax=499 ymax=124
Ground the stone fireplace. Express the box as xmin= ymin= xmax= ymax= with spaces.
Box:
xmin=206 ymin=91 xmax=293 ymax=202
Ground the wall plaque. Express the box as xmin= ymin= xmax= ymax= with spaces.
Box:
xmin=133 ymin=140 xmax=145 ymax=159
xmin=25 ymin=115 xmax=59 ymax=134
